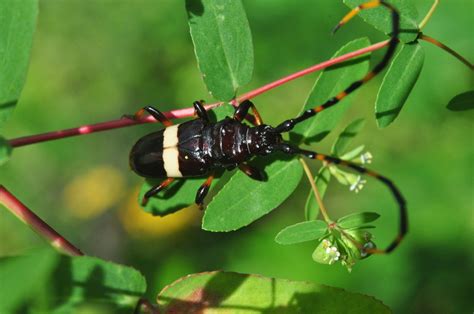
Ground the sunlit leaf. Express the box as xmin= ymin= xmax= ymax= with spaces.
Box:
xmin=376 ymin=43 xmax=425 ymax=128
xmin=0 ymin=249 xmax=58 ymax=313
xmin=293 ymin=38 xmax=370 ymax=144
xmin=331 ymin=118 xmax=366 ymax=156
xmin=203 ymin=156 xmax=303 ymax=231
xmin=157 ymin=271 xmax=391 ymax=313
xmin=304 ymin=166 xmax=331 ymax=221
xmin=343 ymin=0 xmax=419 ymax=43
xmin=0 ymin=0 xmax=38 ymax=129
xmin=275 ymin=220 xmax=327 ymax=245
xmin=186 ymin=0 xmax=253 ymax=101
xmin=446 ymin=90 xmax=474 ymax=111
xmin=51 ymin=255 xmax=146 ymax=313
xmin=337 ymin=211 xmax=380 ymax=229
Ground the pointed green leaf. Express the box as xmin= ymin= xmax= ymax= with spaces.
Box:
xmin=331 ymin=118 xmax=366 ymax=156
xmin=304 ymin=166 xmax=331 ymax=221
xmin=203 ymin=157 xmax=303 ymax=231
xmin=337 ymin=211 xmax=381 ymax=229
xmin=0 ymin=136 xmax=12 ymax=166
xmin=0 ymin=249 xmax=59 ymax=313
xmin=0 ymin=0 xmax=38 ymax=129
xmin=157 ymin=271 xmax=391 ymax=313
xmin=275 ymin=220 xmax=327 ymax=245
xmin=343 ymin=0 xmax=419 ymax=43
xmin=186 ymin=0 xmax=253 ymax=101
xmin=376 ymin=43 xmax=425 ymax=128
xmin=446 ymin=90 xmax=474 ymax=111
xmin=293 ymin=38 xmax=370 ymax=144
xmin=139 ymin=105 xmax=234 ymax=216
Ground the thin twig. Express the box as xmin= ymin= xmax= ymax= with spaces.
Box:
xmin=420 ymin=33 xmax=474 ymax=70
xmin=0 ymin=185 xmax=84 ymax=256
xmin=8 ymin=40 xmax=389 ymax=148
xmin=299 ymin=158 xmax=331 ymax=223
xmin=419 ymin=0 xmax=439 ymax=30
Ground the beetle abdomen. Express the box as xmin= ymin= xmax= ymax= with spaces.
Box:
xmin=130 ymin=120 xmax=210 ymax=178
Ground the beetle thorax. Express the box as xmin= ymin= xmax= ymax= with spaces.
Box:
xmin=246 ymin=125 xmax=282 ymax=155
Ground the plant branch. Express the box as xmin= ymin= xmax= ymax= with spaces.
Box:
xmin=8 ymin=40 xmax=389 ymax=148
xmin=299 ymin=158 xmax=331 ymax=223
xmin=420 ymin=33 xmax=474 ymax=70
xmin=419 ymin=0 xmax=439 ymax=30
xmin=0 ymin=185 xmax=84 ymax=256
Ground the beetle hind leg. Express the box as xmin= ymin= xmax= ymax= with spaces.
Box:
xmin=195 ymin=174 xmax=215 ymax=208
xmin=193 ymin=100 xmax=210 ymax=123
xmin=142 ymin=178 xmax=175 ymax=206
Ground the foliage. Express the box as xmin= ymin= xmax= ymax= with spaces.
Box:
xmin=0 ymin=0 xmax=472 ymax=312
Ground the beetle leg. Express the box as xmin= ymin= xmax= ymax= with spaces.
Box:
xmin=193 ymin=100 xmax=210 ymax=123
xmin=195 ymin=174 xmax=214 ymax=208
xmin=128 ymin=106 xmax=173 ymax=127
xmin=233 ymin=100 xmax=263 ymax=126
xmin=273 ymin=1 xmax=400 ymax=133
xmin=276 ymin=142 xmax=407 ymax=255
xmin=142 ymin=178 xmax=175 ymax=206
xmin=239 ymin=163 xmax=267 ymax=181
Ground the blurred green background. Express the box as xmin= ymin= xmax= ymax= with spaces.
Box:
xmin=1 ymin=0 xmax=472 ymax=313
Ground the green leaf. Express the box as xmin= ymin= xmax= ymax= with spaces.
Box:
xmin=186 ymin=0 xmax=254 ymax=101
xmin=337 ymin=211 xmax=380 ymax=229
xmin=139 ymin=105 xmax=234 ymax=216
xmin=446 ymin=90 xmax=474 ymax=111
xmin=275 ymin=220 xmax=328 ymax=245
xmin=292 ymin=38 xmax=370 ymax=144
xmin=331 ymin=118 xmax=366 ymax=156
xmin=0 ymin=249 xmax=59 ymax=313
xmin=304 ymin=166 xmax=331 ymax=221
xmin=157 ymin=271 xmax=391 ymax=313
xmin=203 ymin=156 xmax=303 ymax=231
xmin=51 ymin=255 xmax=146 ymax=313
xmin=343 ymin=0 xmax=419 ymax=43
xmin=339 ymin=144 xmax=365 ymax=161
xmin=0 ymin=136 xmax=12 ymax=166
xmin=0 ymin=0 xmax=38 ymax=129
xmin=376 ymin=43 xmax=425 ymax=128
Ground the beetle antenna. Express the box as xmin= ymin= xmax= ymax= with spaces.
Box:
xmin=274 ymin=0 xmax=400 ymax=134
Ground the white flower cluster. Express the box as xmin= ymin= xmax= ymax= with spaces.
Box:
xmin=349 ymin=176 xmax=366 ymax=193
xmin=322 ymin=239 xmax=341 ymax=264
xmin=360 ymin=151 xmax=373 ymax=164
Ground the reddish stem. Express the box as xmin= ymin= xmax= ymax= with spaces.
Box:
xmin=0 ymin=185 xmax=84 ymax=256
xmin=8 ymin=40 xmax=388 ymax=148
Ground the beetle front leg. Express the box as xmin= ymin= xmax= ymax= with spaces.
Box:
xmin=195 ymin=174 xmax=214 ymax=208
xmin=233 ymin=100 xmax=263 ymax=126
xmin=142 ymin=178 xmax=175 ymax=206
xmin=239 ymin=163 xmax=267 ymax=181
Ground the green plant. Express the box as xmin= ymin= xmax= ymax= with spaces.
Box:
xmin=1 ymin=0 xmax=472 ymax=312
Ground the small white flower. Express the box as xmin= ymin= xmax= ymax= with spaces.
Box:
xmin=322 ymin=241 xmax=341 ymax=264
xmin=349 ymin=176 xmax=366 ymax=193
xmin=360 ymin=151 xmax=373 ymax=164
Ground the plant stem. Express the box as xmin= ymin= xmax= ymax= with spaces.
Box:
xmin=0 ymin=185 xmax=84 ymax=256
xmin=419 ymin=0 xmax=439 ymax=30
xmin=8 ymin=40 xmax=389 ymax=148
xmin=299 ymin=158 xmax=331 ymax=223
xmin=420 ymin=33 xmax=474 ymax=70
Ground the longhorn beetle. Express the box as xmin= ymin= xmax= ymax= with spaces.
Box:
xmin=129 ymin=1 xmax=407 ymax=255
